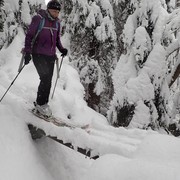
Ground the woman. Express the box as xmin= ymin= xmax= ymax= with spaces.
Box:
xmin=24 ymin=0 xmax=68 ymax=117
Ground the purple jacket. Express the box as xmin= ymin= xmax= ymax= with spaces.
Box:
xmin=24 ymin=9 xmax=64 ymax=56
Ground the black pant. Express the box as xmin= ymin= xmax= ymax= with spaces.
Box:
xmin=32 ymin=54 xmax=55 ymax=105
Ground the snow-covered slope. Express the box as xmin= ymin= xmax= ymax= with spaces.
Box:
xmin=0 ymin=28 xmax=180 ymax=180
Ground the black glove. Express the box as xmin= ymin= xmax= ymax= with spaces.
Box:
xmin=60 ymin=48 xmax=68 ymax=56
xmin=24 ymin=53 xmax=31 ymax=65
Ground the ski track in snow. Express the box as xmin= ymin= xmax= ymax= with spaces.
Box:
xmin=0 ymin=87 xmax=153 ymax=160
xmin=24 ymin=102 xmax=155 ymax=159
xmin=0 ymin=76 xmax=155 ymax=160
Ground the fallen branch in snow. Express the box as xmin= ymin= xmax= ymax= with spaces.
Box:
xmin=28 ymin=124 xmax=99 ymax=160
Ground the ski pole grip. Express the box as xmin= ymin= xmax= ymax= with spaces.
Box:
xmin=18 ymin=51 xmax=25 ymax=72
xmin=56 ymin=58 xmax=60 ymax=79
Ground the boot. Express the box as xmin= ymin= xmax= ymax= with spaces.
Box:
xmin=34 ymin=102 xmax=52 ymax=117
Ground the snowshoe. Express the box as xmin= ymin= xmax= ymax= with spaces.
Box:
xmin=34 ymin=102 xmax=52 ymax=118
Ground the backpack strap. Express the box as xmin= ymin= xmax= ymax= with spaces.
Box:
xmin=56 ymin=21 xmax=59 ymax=30
xmin=31 ymin=15 xmax=45 ymax=48
xmin=31 ymin=15 xmax=59 ymax=48
xmin=42 ymin=20 xmax=58 ymax=31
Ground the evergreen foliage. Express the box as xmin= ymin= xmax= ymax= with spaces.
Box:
xmin=0 ymin=0 xmax=5 ymax=49
xmin=111 ymin=0 xmax=133 ymax=56
xmin=108 ymin=0 xmax=173 ymax=130
xmin=0 ymin=0 xmax=44 ymax=50
xmin=0 ymin=0 xmax=4 ymax=31
xmin=61 ymin=0 xmax=118 ymax=113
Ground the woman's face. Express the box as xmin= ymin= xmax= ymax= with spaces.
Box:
xmin=48 ymin=9 xmax=60 ymax=19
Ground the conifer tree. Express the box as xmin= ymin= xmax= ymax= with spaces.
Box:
xmin=162 ymin=2 xmax=180 ymax=134
xmin=0 ymin=0 xmax=4 ymax=31
xmin=0 ymin=0 xmax=5 ymax=49
xmin=111 ymin=0 xmax=133 ymax=56
xmin=61 ymin=0 xmax=118 ymax=113
xmin=108 ymin=0 xmax=172 ymax=130
xmin=0 ymin=0 xmax=45 ymax=49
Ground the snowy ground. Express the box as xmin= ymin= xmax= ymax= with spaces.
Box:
xmin=0 ymin=28 xmax=180 ymax=180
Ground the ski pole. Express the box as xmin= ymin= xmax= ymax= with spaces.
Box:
xmin=51 ymin=56 xmax=64 ymax=99
xmin=18 ymin=52 xmax=25 ymax=72
xmin=0 ymin=64 xmax=25 ymax=102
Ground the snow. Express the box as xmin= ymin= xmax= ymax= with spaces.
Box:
xmin=5 ymin=0 xmax=19 ymax=11
xmin=0 ymin=1 xmax=180 ymax=180
xmin=0 ymin=26 xmax=180 ymax=180
xmin=45 ymin=0 xmax=50 ymax=5
xmin=21 ymin=1 xmax=31 ymax=25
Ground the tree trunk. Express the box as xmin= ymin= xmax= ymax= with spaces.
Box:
xmin=176 ymin=0 xmax=180 ymax=7
xmin=169 ymin=64 xmax=180 ymax=87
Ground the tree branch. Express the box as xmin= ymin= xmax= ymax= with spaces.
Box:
xmin=169 ymin=63 xmax=180 ymax=87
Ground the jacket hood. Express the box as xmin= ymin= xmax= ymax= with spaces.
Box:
xmin=38 ymin=9 xmax=47 ymax=18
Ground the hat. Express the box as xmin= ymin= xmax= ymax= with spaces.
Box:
xmin=47 ymin=0 xmax=61 ymax=11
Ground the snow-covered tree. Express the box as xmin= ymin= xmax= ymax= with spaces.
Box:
xmin=0 ymin=0 xmax=45 ymax=50
xmin=60 ymin=0 xmax=118 ymax=113
xmin=108 ymin=0 xmax=174 ymax=130
xmin=0 ymin=0 xmax=5 ymax=49
xmin=3 ymin=2 xmax=18 ymax=47
xmin=163 ymin=3 xmax=180 ymax=135
xmin=0 ymin=0 xmax=4 ymax=32
xmin=111 ymin=0 xmax=133 ymax=56
xmin=166 ymin=0 xmax=176 ymax=12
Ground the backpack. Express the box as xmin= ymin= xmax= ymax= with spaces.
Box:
xmin=31 ymin=15 xmax=59 ymax=47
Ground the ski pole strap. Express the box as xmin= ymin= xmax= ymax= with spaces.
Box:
xmin=51 ymin=56 xmax=64 ymax=99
